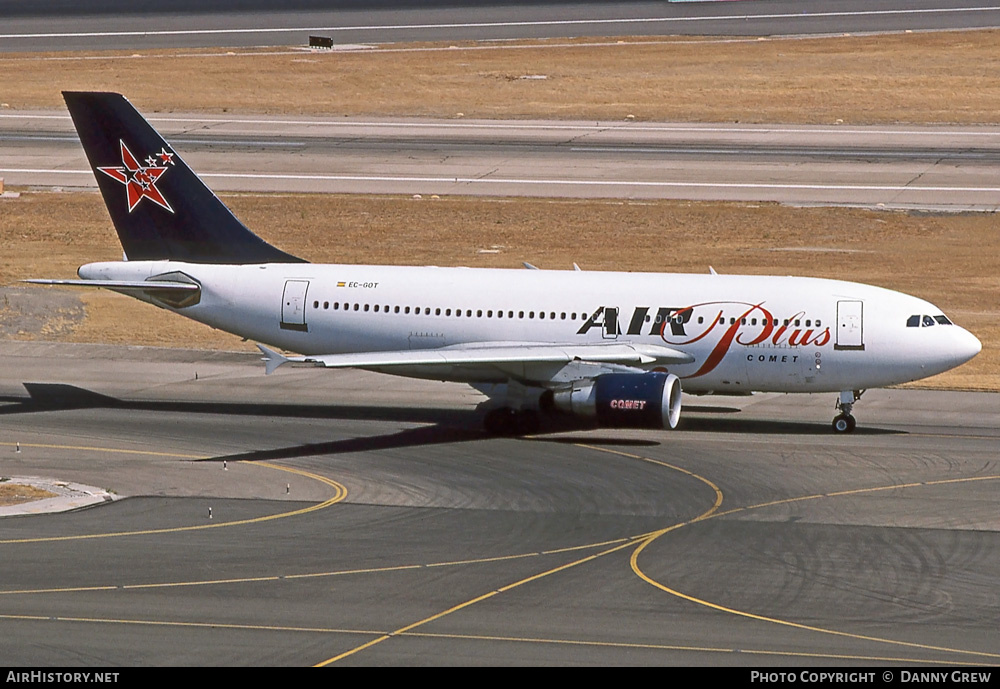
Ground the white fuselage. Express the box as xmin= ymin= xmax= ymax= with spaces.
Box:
xmin=78 ymin=260 xmax=982 ymax=394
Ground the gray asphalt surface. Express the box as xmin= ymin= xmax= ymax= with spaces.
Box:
xmin=0 ymin=342 xmax=997 ymax=666
xmin=5 ymin=113 xmax=1000 ymax=209
xmin=2 ymin=1 xmax=1000 ymax=52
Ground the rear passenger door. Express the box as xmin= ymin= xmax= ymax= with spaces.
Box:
xmin=280 ymin=279 xmax=310 ymax=332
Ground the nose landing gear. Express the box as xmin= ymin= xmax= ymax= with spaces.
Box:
xmin=832 ymin=413 xmax=856 ymax=433
xmin=832 ymin=389 xmax=864 ymax=433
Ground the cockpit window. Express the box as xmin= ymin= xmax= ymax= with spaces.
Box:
xmin=908 ymin=314 xmax=953 ymax=328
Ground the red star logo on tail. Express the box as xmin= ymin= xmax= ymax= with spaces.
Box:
xmin=97 ymin=140 xmax=174 ymax=213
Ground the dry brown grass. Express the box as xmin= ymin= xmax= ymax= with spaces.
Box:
xmin=2 ymin=31 xmax=1000 ymax=124
xmin=0 ymin=483 xmax=57 ymax=506
xmin=2 ymin=191 xmax=996 ymax=390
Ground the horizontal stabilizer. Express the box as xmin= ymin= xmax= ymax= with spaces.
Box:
xmin=257 ymin=344 xmax=293 ymax=375
xmin=25 ymin=277 xmax=202 ymax=308
xmin=24 ymin=279 xmax=199 ymax=292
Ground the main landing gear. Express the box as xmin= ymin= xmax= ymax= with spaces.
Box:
xmin=832 ymin=389 xmax=864 ymax=434
xmin=483 ymin=407 xmax=541 ymax=436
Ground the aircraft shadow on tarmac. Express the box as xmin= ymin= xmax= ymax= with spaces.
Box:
xmin=206 ymin=424 xmax=489 ymax=462
xmin=5 ymin=382 xmax=471 ymax=425
xmin=0 ymin=384 xmax=900 ymax=464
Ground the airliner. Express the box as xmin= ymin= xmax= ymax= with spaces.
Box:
xmin=28 ymin=92 xmax=982 ymax=434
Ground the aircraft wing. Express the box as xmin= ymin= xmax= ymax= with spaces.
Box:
xmin=258 ymin=342 xmax=693 ymax=376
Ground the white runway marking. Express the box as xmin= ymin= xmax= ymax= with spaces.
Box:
xmin=4 ymin=167 xmax=1000 ymax=195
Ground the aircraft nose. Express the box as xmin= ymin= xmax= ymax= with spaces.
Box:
xmin=951 ymin=327 xmax=982 ymax=367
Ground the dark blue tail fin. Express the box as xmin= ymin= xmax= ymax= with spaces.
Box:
xmin=63 ymin=92 xmax=304 ymax=264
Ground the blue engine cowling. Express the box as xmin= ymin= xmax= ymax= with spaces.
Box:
xmin=552 ymin=372 xmax=682 ymax=429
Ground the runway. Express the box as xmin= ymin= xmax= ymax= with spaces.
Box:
xmin=5 ymin=113 xmax=1000 ymax=209
xmin=2 ymin=0 xmax=999 ymax=52
xmin=0 ymin=342 xmax=997 ymax=665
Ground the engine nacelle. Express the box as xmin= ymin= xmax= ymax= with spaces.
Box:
xmin=551 ymin=372 xmax=682 ymax=429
